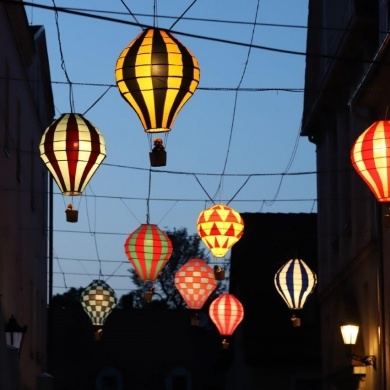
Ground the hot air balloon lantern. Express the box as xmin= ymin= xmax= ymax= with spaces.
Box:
xmin=39 ymin=113 xmax=106 ymax=222
xmin=115 ymin=27 xmax=200 ymax=165
xmin=124 ymin=223 xmax=173 ymax=283
xmin=209 ymin=293 xmax=244 ymax=349
xmin=274 ymin=258 xmax=317 ymax=327
xmin=351 ymin=120 xmax=390 ymax=224
xmin=80 ymin=279 xmax=117 ymax=340
xmin=197 ymin=204 xmax=244 ymax=265
xmin=174 ymin=258 xmax=217 ymax=325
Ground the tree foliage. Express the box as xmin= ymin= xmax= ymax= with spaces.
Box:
xmin=120 ymin=227 xmax=223 ymax=309
xmin=50 ymin=287 xmax=84 ymax=308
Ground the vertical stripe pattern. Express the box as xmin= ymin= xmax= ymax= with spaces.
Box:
xmin=174 ymin=258 xmax=217 ymax=309
xmin=351 ymin=120 xmax=390 ymax=202
xmin=209 ymin=294 xmax=244 ymax=337
xmin=80 ymin=280 xmax=117 ymax=326
xmin=274 ymin=259 xmax=317 ymax=310
xmin=115 ymin=28 xmax=200 ymax=133
xmin=124 ymin=224 xmax=173 ymax=281
xmin=39 ymin=113 xmax=106 ymax=195
xmin=197 ymin=204 xmax=244 ymax=257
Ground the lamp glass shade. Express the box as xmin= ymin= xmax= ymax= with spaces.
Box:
xmin=174 ymin=258 xmax=217 ymax=309
xmin=274 ymin=259 xmax=317 ymax=310
xmin=197 ymin=204 xmax=244 ymax=257
xmin=5 ymin=315 xmax=27 ymax=350
xmin=115 ymin=28 xmax=200 ymax=133
xmin=124 ymin=224 xmax=173 ymax=281
xmin=209 ymin=294 xmax=244 ymax=337
xmin=39 ymin=113 xmax=106 ymax=195
xmin=351 ymin=120 xmax=390 ymax=202
xmin=81 ymin=280 xmax=117 ymax=326
xmin=340 ymin=324 xmax=359 ymax=345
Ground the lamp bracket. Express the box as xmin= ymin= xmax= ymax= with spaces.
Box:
xmin=351 ymin=353 xmax=376 ymax=367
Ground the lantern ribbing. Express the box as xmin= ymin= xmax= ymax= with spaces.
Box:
xmin=351 ymin=120 xmax=390 ymax=202
xmin=39 ymin=113 xmax=106 ymax=195
xmin=115 ymin=28 xmax=200 ymax=133
xmin=197 ymin=204 xmax=244 ymax=257
xmin=124 ymin=224 xmax=173 ymax=282
xmin=80 ymin=279 xmax=117 ymax=327
xmin=209 ymin=294 xmax=244 ymax=337
xmin=274 ymin=259 xmax=317 ymax=310
xmin=174 ymin=258 xmax=217 ymax=309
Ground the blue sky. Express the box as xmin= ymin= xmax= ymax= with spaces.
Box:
xmin=27 ymin=0 xmax=316 ymax=298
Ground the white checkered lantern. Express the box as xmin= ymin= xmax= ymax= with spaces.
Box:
xmin=81 ymin=280 xmax=117 ymax=327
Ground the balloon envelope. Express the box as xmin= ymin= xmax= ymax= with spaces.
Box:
xmin=197 ymin=204 xmax=244 ymax=257
xmin=124 ymin=224 xmax=173 ymax=281
xmin=351 ymin=120 xmax=390 ymax=202
xmin=39 ymin=113 xmax=106 ymax=195
xmin=115 ymin=27 xmax=200 ymax=133
xmin=80 ymin=279 xmax=117 ymax=326
xmin=274 ymin=259 xmax=317 ymax=310
xmin=174 ymin=258 xmax=217 ymax=309
xmin=209 ymin=293 xmax=244 ymax=337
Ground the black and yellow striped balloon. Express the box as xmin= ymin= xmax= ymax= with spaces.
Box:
xmin=115 ymin=28 xmax=200 ymax=133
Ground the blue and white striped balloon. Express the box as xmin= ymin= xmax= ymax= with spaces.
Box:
xmin=274 ymin=259 xmax=317 ymax=310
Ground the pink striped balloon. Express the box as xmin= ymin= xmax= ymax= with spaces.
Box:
xmin=39 ymin=113 xmax=106 ymax=195
xmin=209 ymin=294 xmax=244 ymax=339
xmin=351 ymin=120 xmax=390 ymax=202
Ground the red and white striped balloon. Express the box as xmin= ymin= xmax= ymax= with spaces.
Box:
xmin=351 ymin=120 xmax=390 ymax=202
xmin=39 ymin=113 xmax=106 ymax=195
xmin=209 ymin=293 xmax=244 ymax=338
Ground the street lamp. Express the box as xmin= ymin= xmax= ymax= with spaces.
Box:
xmin=340 ymin=323 xmax=376 ymax=367
xmin=5 ymin=315 xmax=27 ymax=355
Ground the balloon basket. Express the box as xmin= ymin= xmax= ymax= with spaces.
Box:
xmin=191 ymin=314 xmax=200 ymax=327
xmin=291 ymin=315 xmax=301 ymax=327
xmin=222 ymin=339 xmax=230 ymax=349
xmin=149 ymin=150 xmax=167 ymax=167
xmin=384 ymin=212 xmax=390 ymax=228
xmin=94 ymin=328 xmax=103 ymax=341
xmin=144 ymin=290 xmax=153 ymax=302
xmin=214 ymin=266 xmax=225 ymax=280
xmin=65 ymin=209 xmax=78 ymax=223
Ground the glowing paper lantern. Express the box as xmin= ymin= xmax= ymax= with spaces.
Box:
xmin=80 ymin=280 xmax=117 ymax=328
xmin=197 ymin=204 xmax=244 ymax=257
xmin=209 ymin=293 xmax=244 ymax=348
xmin=39 ymin=113 xmax=106 ymax=196
xmin=124 ymin=224 xmax=173 ymax=281
xmin=174 ymin=258 xmax=217 ymax=309
xmin=351 ymin=120 xmax=390 ymax=202
xmin=115 ymin=28 xmax=200 ymax=134
xmin=274 ymin=259 xmax=317 ymax=326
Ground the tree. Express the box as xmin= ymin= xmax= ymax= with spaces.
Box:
xmin=121 ymin=227 xmax=224 ymax=309
xmin=50 ymin=287 xmax=84 ymax=308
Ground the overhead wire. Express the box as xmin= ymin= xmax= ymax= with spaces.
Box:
xmin=51 ymin=0 xmax=74 ymax=112
xmin=15 ymin=0 xmax=320 ymax=294
xmin=213 ymin=0 xmax=260 ymax=202
xmin=169 ymin=0 xmax=198 ymax=31
xmin=119 ymin=0 xmax=140 ymax=26
xmin=4 ymin=0 xmax=388 ymax=65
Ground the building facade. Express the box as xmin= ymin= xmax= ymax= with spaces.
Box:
xmin=302 ymin=0 xmax=390 ymax=388
xmin=229 ymin=212 xmax=320 ymax=390
xmin=0 ymin=1 xmax=54 ymax=388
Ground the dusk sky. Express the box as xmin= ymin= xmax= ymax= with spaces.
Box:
xmin=27 ymin=0 xmax=316 ymax=298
